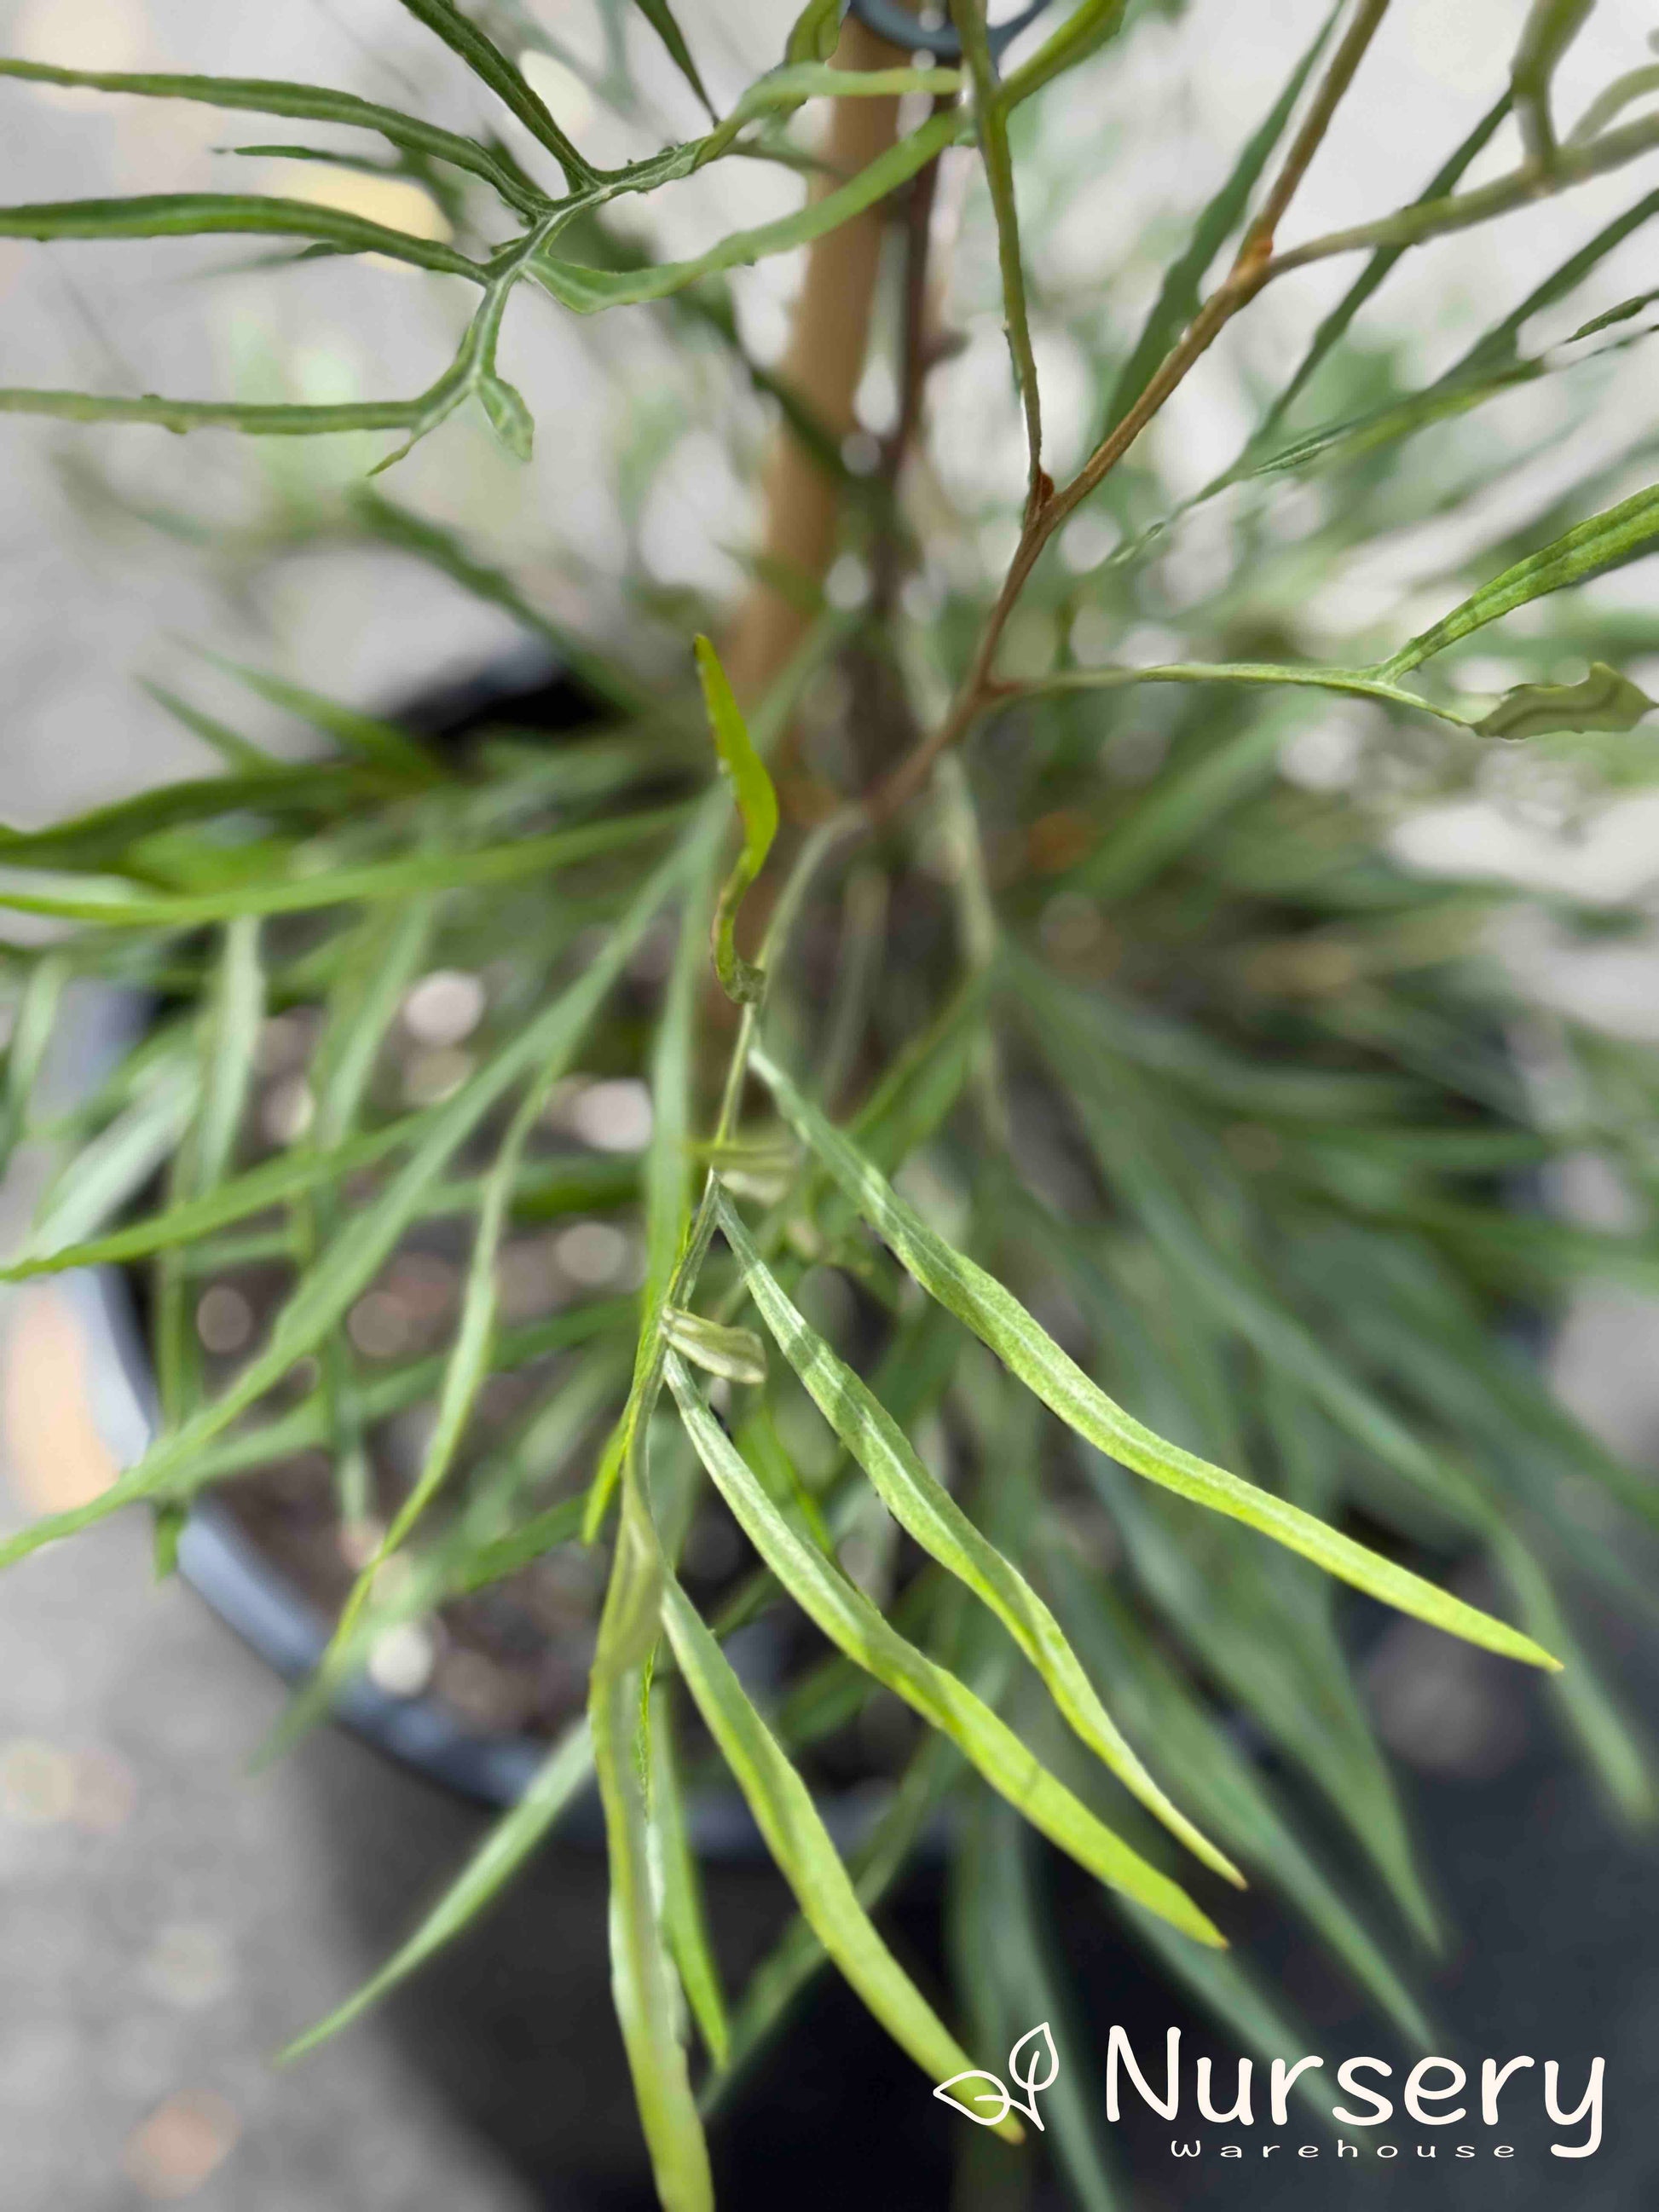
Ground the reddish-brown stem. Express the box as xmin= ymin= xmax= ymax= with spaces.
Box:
xmin=868 ymin=0 xmax=1395 ymax=825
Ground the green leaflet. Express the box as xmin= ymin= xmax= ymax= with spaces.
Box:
xmin=195 ymin=917 xmax=263 ymax=1193
xmin=0 ymin=1123 xmax=413 ymax=1283
xmin=205 ymin=658 xmax=439 ymax=781
xmin=696 ymin=636 xmax=777 ymax=1004
xmin=282 ymin=1721 xmax=594 ymax=2059
xmin=659 ymin=1569 xmax=1021 ymax=2130
xmin=393 ymin=0 xmax=594 ymax=187
xmin=716 ymin=1192 xmax=1241 ymax=1886
xmin=0 ymin=191 xmax=479 ymax=277
xmin=0 ymin=806 xmax=686 ymax=927
xmin=954 ymin=0 xmax=1042 ymax=493
xmin=633 ymin=0 xmax=716 ymax=119
xmin=0 ymin=849 xmax=685 ymax=1568
xmin=0 ymin=58 xmax=544 ymax=213
xmin=648 ymin=1681 xmax=730 ymax=2068
xmin=663 ymin=1353 xmax=1225 ymax=1945
xmin=708 ymin=1730 xmax=967 ymax=2106
xmin=1474 ymin=661 xmax=1656 ymax=738
xmin=1379 ymin=479 xmax=1659 ymax=677
xmin=0 ymin=765 xmax=387 ymax=869
xmin=750 ymin=1043 xmax=1558 ymax=1672
xmin=26 ymin=1063 xmax=199 ymax=1261
xmin=644 ymin=858 xmax=714 ymax=1314
xmin=1101 ymin=3 xmax=1338 ymax=435
xmin=592 ymin=1481 xmax=714 ymax=2212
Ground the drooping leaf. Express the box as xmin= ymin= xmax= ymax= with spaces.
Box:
xmin=663 ymin=1353 xmax=1226 ymax=1944
xmin=751 ymin=1044 xmax=1558 ymax=1671
xmin=659 ymin=1569 xmax=1020 ymax=2129
xmin=717 ymin=1193 xmax=1240 ymax=1885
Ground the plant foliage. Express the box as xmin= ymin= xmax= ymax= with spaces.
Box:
xmin=4 ymin=3 xmax=1659 ymax=2205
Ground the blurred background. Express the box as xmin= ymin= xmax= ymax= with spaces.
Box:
xmin=4 ymin=0 xmax=1659 ymax=2204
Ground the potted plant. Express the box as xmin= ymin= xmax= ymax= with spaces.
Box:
xmin=3 ymin=0 xmax=1659 ymax=2203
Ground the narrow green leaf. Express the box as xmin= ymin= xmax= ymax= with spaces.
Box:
xmin=282 ymin=1721 xmax=593 ymax=2058
xmin=0 ymin=805 xmax=686 ymax=927
xmin=717 ymin=1194 xmax=1240 ymax=1886
xmin=0 ymin=190 xmax=479 ymax=276
xmin=0 ymin=850 xmax=685 ymax=1568
xmin=393 ymin=0 xmax=594 ymax=185
xmin=663 ymin=1354 xmax=1224 ymax=1944
xmin=206 ymin=657 xmax=437 ymax=782
xmin=1102 ymin=4 xmax=1338 ymax=434
xmin=952 ymin=0 xmax=1042 ymax=497
xmin=659 ymin=1568 xmax=1023 ymax=2131
xmin=0 ymin=58 xmax=545 ymax=211
xmin=0 ymin=1116 xmax=418 ymax=1283
xmin=1474 ymin=661 xmax=1655 ymax=738
xmin=591 ymin=1481 xmax=714 ymax=2212
xmin=696 ymin=636 xmax=777 ymax=1005
xmin=1255 ymin=92 xmax=1511 ymax=443
xmin=708 ymin=1730 xmax=966 ymax=2106
xmin=1380 ymin=479 xmax=1659 ymax=678
xmin=196 ymin=916 xmax=263 ymax=1191
xmin=26 ymin=1063 xmax=198 ymax=1261
xmin=751 ymin=1045 xmax=1558 ymax=1672
xmin=633 ymin=0 xmax=716 ymax=120
xmin=648 ymin=1681 xmax=730 ymax=2067
xmin=0 ymin=387 xmax=431 ymax=437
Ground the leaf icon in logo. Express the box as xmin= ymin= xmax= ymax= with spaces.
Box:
xmin=1009 ymin=2026 xmax=1057 ymax=2123
xmin=934 ymin=2071 xmax=1013 ymax=2128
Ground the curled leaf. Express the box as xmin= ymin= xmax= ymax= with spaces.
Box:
xmin=479 ymin=372 xmax=534 ymax=460
xmin=696 ymin=635 xmax=777 ymax=1004
xmin=1475 ymin=661 xmax=1655 ymax=740
xmin=662 ymin=1308 xmax=768 ymax=1387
